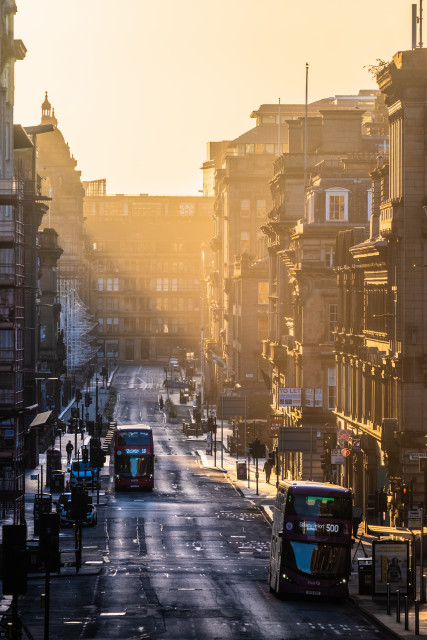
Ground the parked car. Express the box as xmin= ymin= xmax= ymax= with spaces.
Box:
xmin=54 ymin=492 xmax=97 ymax=527
xmin=69 ymin=460 xmax=99 ymax=488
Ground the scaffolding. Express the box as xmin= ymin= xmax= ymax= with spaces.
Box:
xmin=59 ymin=278 xmax=98 ymax=376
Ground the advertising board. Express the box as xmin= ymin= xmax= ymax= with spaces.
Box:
xmin=372 ymin=539 xmax=409 ymax=595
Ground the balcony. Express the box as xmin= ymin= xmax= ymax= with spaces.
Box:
xmin=0 ymin=179 xmax=23 ymax=204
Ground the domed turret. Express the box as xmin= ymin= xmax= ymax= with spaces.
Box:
xmin=41 ymin=92 xmax=58 ymax=126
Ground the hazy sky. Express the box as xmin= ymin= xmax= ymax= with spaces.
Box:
xmin=14 ymin=1 xmax=414 ymax=196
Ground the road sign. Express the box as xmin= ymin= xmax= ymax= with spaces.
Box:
xmin=408 ymin=508 xmax=422 ymax=529
xmin=409 ymin=452 xmax=427 ymax=461
xmin=353 ymin=439 xmax=361 ymax=452
xmin=216 ymin=396 xmax=246 ymax=419
xmin=331 ymin=449 xmax=344 ymax=465
xmin=341 ymin=448 xmax=351 ymax=457
xmin=337 ymin=429 xmax=352 ymax=442
xmin=278 ymin=426 xmax=318 ymax=452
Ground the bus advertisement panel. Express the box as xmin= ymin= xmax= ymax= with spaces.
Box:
xmin=114 ymin=425 xmax=154 ymax=490
xmin=269 ymin=481 xmax=353 ymax=598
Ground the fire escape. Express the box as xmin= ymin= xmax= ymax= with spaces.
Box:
xmin=0 ymin=178 xmax=25 ymax=522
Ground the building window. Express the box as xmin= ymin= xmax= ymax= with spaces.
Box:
xmin=328 ymin=367 xmax=336 ymax=410
xmin=367 ymin=188 xmax=373 ymax=220
xmin=256 ymin=200 xmax=266 ymax=218
xmin=328 ymin=303 xmax=337 ymax=342
xmin=240 ymin=200 xmax=250 ymax=218
xmin=245 ymin=144 xmax=255 ymax=154
xmin=97 ymin=278 xmax=103 ymax=292
xmin=240 ymin=231 xmax=250 ymax=252
xmin=258 ymin=317 xmax=268 ymax=341
xmin=106 ymin=278 xmax=112 ymax=292
xmin=179 ymin=203 xmax=195 ymax=216
xmin=325 ymin=247 xmax=335 ymax=268
xmin=258 ymin=281 xmax=269 ymax=304
xmin=265 ymin=144 xmax=275 ymax=154
xmin=306 ymin=191 xmax=315 ymax=223
xmin=326 ymin=189 xmax=348 ymax=221
xmin=261 ymin=115 xmax=276 ymax=124
xmin=113 ymin=278 xmax=119 ymax=291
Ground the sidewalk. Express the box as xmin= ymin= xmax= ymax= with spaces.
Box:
xmin=197 ymin=444 xmax=427 ymax=639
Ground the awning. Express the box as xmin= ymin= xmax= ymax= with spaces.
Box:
xmin=29 ymin=410 xmax=52 ymax=428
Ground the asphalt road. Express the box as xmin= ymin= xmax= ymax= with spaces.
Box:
xmin=18 ymin=365 xmax=389 ymax=639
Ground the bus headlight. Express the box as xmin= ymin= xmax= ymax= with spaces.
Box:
xmin=336 ymin=578 xmax=347 ymax=585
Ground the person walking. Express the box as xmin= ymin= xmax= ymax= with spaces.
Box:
xmin=66 ymin=440 xmax=74 ymax=464
xmin=263 ymin=459 xmax=273 ymax=483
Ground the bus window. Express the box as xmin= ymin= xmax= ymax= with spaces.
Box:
xmin=118 ymin=430 xmax=151 ymax=446
xmin=285 ymin=494 xmax=351 ymax=519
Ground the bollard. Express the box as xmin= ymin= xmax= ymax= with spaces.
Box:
xmin=386 ymin=582 xmax=391 ymax=615
xmin=415 ymin=600 xmax=420 ymax=636
xmin=404 ymin=595 xmax=409 ymax=630
xmin=396 ymin=589 xmax=400 ymax=623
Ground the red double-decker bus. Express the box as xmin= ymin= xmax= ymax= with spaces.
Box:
xmin=114 ymin=424 xmax=155 ymax=490
xmin=268 ymin=480 xmax=353 ymax=598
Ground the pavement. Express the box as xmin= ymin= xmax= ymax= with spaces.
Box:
xmin=196 ymin=443 xmax=427 ymax=639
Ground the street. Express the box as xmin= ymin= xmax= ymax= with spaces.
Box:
xmin=18 ymin=365 xmax=388 ymax=639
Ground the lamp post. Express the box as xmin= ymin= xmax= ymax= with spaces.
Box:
xmin=95 ymin=377 xmax=99 ymax=422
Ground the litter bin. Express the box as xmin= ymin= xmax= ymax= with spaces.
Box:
xmin=50 ymin=470 xmax=65 ymax=493
xmin=236 ymin=461 xmax=247 ymax=480
xmin=357 ymin=557 xmax=372 ymax=595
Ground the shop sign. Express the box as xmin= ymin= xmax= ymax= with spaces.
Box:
xmin=270 ymin=415 xmax=284 ymax=434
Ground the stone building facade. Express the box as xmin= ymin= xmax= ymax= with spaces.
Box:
xmin=83 ymin=191 xmax=213 ymax=364
xmin=262 ymin=100 xmax=388 ymax=482
xmin=335 ymin=49 xmax=427 ymax=523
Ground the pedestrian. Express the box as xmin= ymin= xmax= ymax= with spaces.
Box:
xmin=159 ymin=396 xmax=164 ymax=411
xmin=66 ymin=440 xmax=74 ymax=464
xmin=263 ymin=459 xmax=273 ymax=483
xmin=352 ymin=504 xmax=363 ymax=537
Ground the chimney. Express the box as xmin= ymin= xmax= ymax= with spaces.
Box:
xmin=319 ymin=109 xmax=365 ymax=153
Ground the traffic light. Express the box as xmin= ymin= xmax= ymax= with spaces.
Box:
xmin=84 ymin=393 xmax=92 ymax=408
xmin=2 ymin=524 xmax=27 ymax=594
xmin=70 ymin=486 xmax=89 ymax=521
xmin=248 ymin=441 xmax=255 ymax=457
xmin=39 ymin=513 xmax=60 ymax=572
xmin=378 ymin=488 xmax=387 ymax=512
xmin=401 ymin=484 xmax=409 ymax=505
xmin=320 ymin=452 xmax=327 ymax=469
xmin=75 ymin=388 xmax=82 ymax=402
xmin=323 ymin=431 xmax=337 ymax=451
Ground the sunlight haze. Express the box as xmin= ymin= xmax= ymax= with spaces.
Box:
xmin=14 ymin=0 xmax=413 ymax=195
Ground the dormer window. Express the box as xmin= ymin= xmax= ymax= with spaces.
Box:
xmin=325 ymin=188 xmax=349 ymax=221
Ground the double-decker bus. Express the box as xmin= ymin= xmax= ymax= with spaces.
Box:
xmin=114 ymin=425 xmax=155 ymax=490
xmin=268 ymin=480 xmax=353 ymax=598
